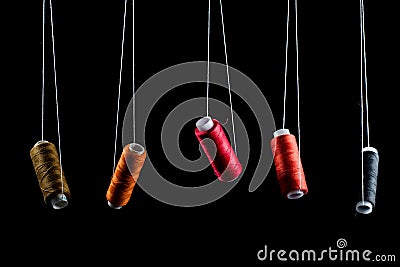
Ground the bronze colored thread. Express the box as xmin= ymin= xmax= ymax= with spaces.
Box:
xmin=30 ymin=140 xmax=71 ymax=209
xmin=106 ymin=143 xmax=146 ymax=209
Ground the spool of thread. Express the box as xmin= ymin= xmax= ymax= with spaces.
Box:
xmin=30 ymin=140 xmax=71 ymax=209
xmin=195 ymin=116 xmax=242 ymax=182
xmin=106 ymin=143 xmax=147 ymax=209
xmin=356 ymin=146 xmax=379 ymax=215
xmin=270 ymin=129 xmax=308 ymax=199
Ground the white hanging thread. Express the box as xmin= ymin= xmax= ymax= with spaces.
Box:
xmin=295 ymin=0 xmax=302 ymax=190
xmin=206 ymin=0 xmax=211 ymax=117
xmin=41 ymin=0 xmax=45 ymax=141
xmin=219 ymin=0 xmax=237 ymax=154
xmin=49 ymin=0 xmax=64 ymax=195
xmin=282 ymin=0 xmax=290 ymax=129
xmin=361 ymin=0 xmax=370 ymax=148
xmin=113 ymin=0 xmax=128 ymax=174
xmin=132 ymin=0 xmax=136 ymax=144
xmin=360 ymin=0 xmax=365 ymax=205
xmin=202 ymin=0 xmax=238 ymax=153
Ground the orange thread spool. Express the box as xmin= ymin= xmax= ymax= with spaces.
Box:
xmin=106 ymin=143 xmax=146 ymax=209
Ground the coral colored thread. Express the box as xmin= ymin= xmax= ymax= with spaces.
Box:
xmin=195 ymin=119 xmax=242 ymax=182
xmin=106 ymin=143 xmax=146 ymax=208
xmin=270 ymin=133 xmax=308 ymax=199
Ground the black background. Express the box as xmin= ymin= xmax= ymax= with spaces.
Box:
xmin=4 ymin=0 xmax=399 ymax=265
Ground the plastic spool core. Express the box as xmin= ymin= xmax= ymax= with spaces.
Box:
xmin=273 ymin=129 xmax=290 ymax=137
xmin=287 ymin=189 xmax=304 ymax=200
xmin=34 ymin=140 xmax=49 ymax=147
xmin=108 ymin=201 xmax=122 ymax=209
xmin=363 ymin=146 xmax=378 ymax=155
xmin=196 ymin=116 xmax=214 ymax=132
xmin=51 ymin=193 xmax=68 ymax=209
xmin=356 ymin=201 xmax=373 ymax=215
xmin=129 ymin=143 xmax=145 ymax=155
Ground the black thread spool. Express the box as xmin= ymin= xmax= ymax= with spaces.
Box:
xmin=356 ymin=146 xmax=379 ymax=215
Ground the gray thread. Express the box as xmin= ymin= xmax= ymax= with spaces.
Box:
xmin=363 ymin=150 xmax=379 ymax=207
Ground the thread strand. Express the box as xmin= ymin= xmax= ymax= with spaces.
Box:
xmin=219 ymin=0 xmax=237 ymax=155
xmin=113 ymin=0 xmax=128 ymax=174
xmin=49 ymin=0 xmax=64 ymax=194
xmin=283 ymin=0 xmax=290 ymax=129
xmin=361 ymin=0 xmax=370 ymax=147
xmin=295 ymin=0 xmax=302 ymax=190
xmin=41 ymin=0 xmax=45 ymax=141
xmin=359 ymin=0 xmax=365 ymax=204
xmin=132 ymin=0 xmax=136 ymax=144
xmin=206 ymin=0 xmax=211 ymax=117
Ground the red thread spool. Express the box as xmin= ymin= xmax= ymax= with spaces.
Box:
xmin=195 ymin=116 xmax=242 ymax=182
xmin=270 ymin=129 xmax=308 ymax=199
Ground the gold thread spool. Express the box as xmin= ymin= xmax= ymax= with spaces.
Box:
xmin=106 ymin=143 xmax=146 ymax=209
xmin=30 ymin=140 xmax=71 ymax=209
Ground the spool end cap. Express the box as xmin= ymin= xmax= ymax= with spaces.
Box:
xmin=287 ymin=189 xmax=304 ymax=200
xmin=273 ymin=129 xmax=290 ymax=137
xmin=129 ymin=143 xmax=145 ymax=155
xmin=108 ymin=201 xmax=122 ymax=209
xmin=356 ymin=201 xmax=373 ymax=215
xmin=196 ymin=116 xmax=214 ymax=132
xmin=51 ymin=193 xmax=68 ymax=209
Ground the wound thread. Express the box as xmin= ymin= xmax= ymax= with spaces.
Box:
xmin=195 ymin=117 xmax=242 ymax=182
xmin=30 ymin=140 xmax=71 ymax=209
xmin=356 ymin=147 xmax=379 ymax=215
xmin=270 ymin=129 xmax=308 ymax=199
xmin=106 ymin=143 xmax=146 ymax=209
